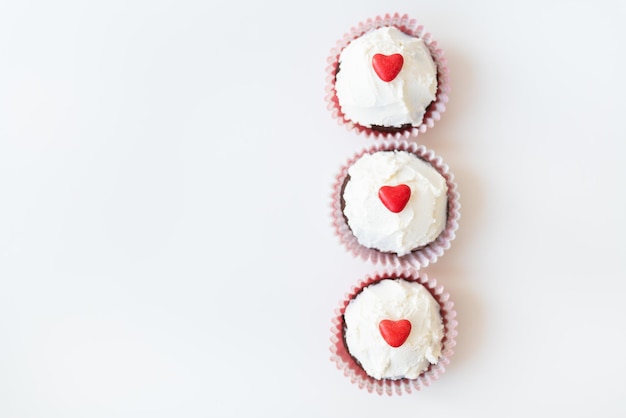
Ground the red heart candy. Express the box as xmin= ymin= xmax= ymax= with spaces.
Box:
xmin=378 ymin=184 xmax=411 ymax=213
xmin=372 ymin=53 xmax=404 ymax=82
xmin=379 ymin=319 xmax=412 ymax=348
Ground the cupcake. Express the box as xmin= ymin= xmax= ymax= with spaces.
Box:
xmin=330 ymin=270 xmax=457 ymax=395
xmin=325 ymin=13 xmax=449 ymax=139
xmin=331 ymin=140 xmax=460 ymax=268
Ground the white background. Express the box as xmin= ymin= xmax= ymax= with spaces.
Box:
xmin=1 ymin=0 xmax=625 ymax=417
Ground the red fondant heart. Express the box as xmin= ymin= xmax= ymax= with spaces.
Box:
xmin=379 ymin=319 xmax=412 ymax=348
xmin=372 ymin=53 xmax=404 ymax=82
xmin=378 ymin=184 xmax=411 ymax=213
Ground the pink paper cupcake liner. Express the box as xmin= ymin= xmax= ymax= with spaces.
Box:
xmin=324 ymin=12 xmax=449 ymax=140
xmin=330 ymin=140 xmax=460 ymax=269
xmin=330 ymin=269 xmax=457 ymax=395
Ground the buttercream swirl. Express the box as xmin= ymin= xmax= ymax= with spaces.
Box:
xmin=342 ymin=150 xmax=448 ymax=256
xmin=343 ymin=279 xmax=443 ymax=380
xmin=335 ymin=26 xmax=437 ymax=128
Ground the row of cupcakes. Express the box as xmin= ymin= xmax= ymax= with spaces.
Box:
xmin=325 ymin=13 xmax=459 ymax=395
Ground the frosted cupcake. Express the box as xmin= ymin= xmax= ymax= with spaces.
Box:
xmin=330 ymin=270 xmax=457 ymax=395
xmin=325 ymin=13 xmax=449 ymax=139
xmin=331 ymin=140 xmax=460 ymax=268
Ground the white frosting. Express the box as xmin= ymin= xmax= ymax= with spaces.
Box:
xmin=343 ymin=150 xmax=448 ymax=256
xmin=344 ymin=279 xmax=443 ymax=380
xmin=335 ymin=26 xmax=438 ymax=128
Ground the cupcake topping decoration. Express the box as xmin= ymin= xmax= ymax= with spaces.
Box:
xmin=342 ymin=278 xmax=447 ymax=381
xmin=379 ymin=319 xmax=412 ymax=348
xmin=378 ymin=184 xmax=411 ymax=213
xmin=372 ymin=53 xmax=404 ymax=82
xmin=343 ymin=151 xmax=449 ymax=256
xmin=330 ymin=23 xmax=444 ymax=132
